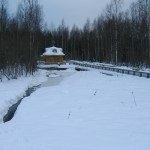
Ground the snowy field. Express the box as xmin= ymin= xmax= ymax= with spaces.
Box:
xmin=0 ymin=70 xmax=48 ymax=122
xmin=0 ymin=65 xmax=150 ymax=150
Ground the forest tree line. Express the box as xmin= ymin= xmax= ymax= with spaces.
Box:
xmin=0 ymin=0 xmax=150 ymax=81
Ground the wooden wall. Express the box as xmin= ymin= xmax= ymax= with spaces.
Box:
xmin=44 ymin=56 xmax=64 ymax=64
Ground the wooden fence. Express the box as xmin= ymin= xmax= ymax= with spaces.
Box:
xmin=71 ymin=61 xmax=150 ymax=78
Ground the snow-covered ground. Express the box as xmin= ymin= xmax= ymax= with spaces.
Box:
xmin=0 ymin=70 xmax=48 ymax=123
xmin=0 ymin=65 xmax=150 ymax=150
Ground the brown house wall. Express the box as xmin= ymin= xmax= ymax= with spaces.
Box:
xmin=44 ymin=56 xmax=64 ymax=64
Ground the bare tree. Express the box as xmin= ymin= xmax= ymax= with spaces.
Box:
xmin=110 ymin=0 xmax=123 ymax=64
xmin=0 ymin=0 xmax=8 ymax=73
xmin=17 ymin=0 xmax=43 ymax=74
xmin=83 ymin=19 xmax=91 ymax=60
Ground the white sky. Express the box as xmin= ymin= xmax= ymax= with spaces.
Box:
xmin=8 ymin=0 xmax=134 ymax=29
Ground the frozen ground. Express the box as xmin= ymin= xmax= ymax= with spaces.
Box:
xmin=42 ymin=71 xmax=75 ymax=87
xmin=0 ymin=70 xmax=48 ymax=123
xmin=0 ymin=65 xmax=150 ymax=150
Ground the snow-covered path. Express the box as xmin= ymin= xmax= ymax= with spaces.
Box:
xmin=0 ymin=69 xmax=150 ymax=150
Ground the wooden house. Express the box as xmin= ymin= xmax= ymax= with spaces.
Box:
xmin=41 ymin=46 xmax=65 ymax=64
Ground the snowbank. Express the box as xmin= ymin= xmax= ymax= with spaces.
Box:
xmin=0 ymin=69 xmax=48 ymax=123
xmin=0 ymin=67 xmax=150 ymax=150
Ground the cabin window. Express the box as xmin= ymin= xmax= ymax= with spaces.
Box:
xmin=52 ymin=49 xmax=57 ymax=53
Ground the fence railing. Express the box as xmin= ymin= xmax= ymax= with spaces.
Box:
xmin=71 ymin=61 xmax=150 ymax=78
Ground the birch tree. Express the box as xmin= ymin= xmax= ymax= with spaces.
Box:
xmin=111 ymin=0 xmax=123 ymax=64
xmin=0 ymin=0 xmax=8 ymax=72
xmin=17 ymin=0 xmax=43 ymax=74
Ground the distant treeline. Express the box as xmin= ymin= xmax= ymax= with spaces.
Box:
xmin=53 ymin=0 xmax=150 ymax=67
xmin=0 ymin=0 xmax=150 ymax=81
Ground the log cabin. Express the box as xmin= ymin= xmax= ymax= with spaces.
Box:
xmin=41 ymin=46 xmax=65 ymax=64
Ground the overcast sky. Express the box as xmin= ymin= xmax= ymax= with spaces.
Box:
xmin=8 ymin=0 xmax=134 ymax=29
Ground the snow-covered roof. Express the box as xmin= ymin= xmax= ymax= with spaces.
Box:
xmin=42 ymin=46 xmax=65 ymax=56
